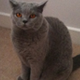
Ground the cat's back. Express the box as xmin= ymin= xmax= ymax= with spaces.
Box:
xmin=45 ymin=17 xmax=71 ymax=39
xmin=45 ymin=17 xmax=72 ymax=51
xmin=44 ymin=17 xmax=72 ymax=68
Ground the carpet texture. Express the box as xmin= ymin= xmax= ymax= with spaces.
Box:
xmin=0 ymin=27 xmax=80 ymax=80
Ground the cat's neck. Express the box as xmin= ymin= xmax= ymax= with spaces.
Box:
xmin=12 ymin=18 xmax=49 ymax=40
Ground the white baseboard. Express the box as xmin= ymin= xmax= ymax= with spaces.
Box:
xmin=67 ymin=26 xmax=80 ymax=45
xmin=0 ymin=12 xmax=12 ymax=29
xmin=0 ymin=12 xmax=80 ymax=45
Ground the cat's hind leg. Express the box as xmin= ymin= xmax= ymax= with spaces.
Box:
xmin=39 ymin=62 xmax=73 ymax=80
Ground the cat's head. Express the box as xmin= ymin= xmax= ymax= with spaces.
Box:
xmin=9 ymin=0 xmax=47 ymax=31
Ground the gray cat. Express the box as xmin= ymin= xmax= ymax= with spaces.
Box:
xmin=9 ymin=0 xmax=80 ymax=80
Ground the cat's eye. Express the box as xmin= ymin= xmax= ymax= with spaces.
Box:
xmin=16 ymin=13 xmax=22 ymax=17
xmin=29 ymin=14 xmax=36 ymax=18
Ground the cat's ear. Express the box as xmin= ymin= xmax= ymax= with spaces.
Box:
xmin=37 ymin=0 xmax=48 ymax=13
xmin=9 ymin=0 xmax=19 ymax=9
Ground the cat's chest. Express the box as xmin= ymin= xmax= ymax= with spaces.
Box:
xmin=13 ymin=37 xmax=42 ymax=53
xmin=12 ymin=35 xmax=48 ymax=63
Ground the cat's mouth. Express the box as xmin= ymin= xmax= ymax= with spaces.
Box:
xmin=21 ymin=24 xmax=36 ymax=31
xmin=23 ymin=24 xmax=27 ymax=27
xmin=22 ymin=25 xmax=28 ymax=29
xmin=21 ymin=24 xmax=31 ymax=30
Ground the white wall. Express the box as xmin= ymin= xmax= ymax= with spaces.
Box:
xmin=0 ymin=0 xmax=80 ymax=44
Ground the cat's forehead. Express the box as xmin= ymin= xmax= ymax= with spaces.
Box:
xmin=19 ymin=2 xmax=38 ymax=12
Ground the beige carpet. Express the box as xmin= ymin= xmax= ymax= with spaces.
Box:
xmin=0 ymin=27 xmax=80 ymax=80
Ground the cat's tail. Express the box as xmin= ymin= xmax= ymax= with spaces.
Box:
xmin=72 ymin=55 xmax=80 ymax=71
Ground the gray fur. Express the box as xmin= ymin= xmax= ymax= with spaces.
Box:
xmin=9 ymin=0 xmax=73 ymax=80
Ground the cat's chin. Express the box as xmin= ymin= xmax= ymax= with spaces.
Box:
xmin=20 ymin=26 xmax=34 ymax=31
xmin=22 ymin=27 xmax=38 ymax=31
xmin=22 ymin=28 xmax=28 ymax=30
xmin=21 ymin=25 xmax=39 ymax=31
xmin=20 ymin=25 xmax=30 ymax=30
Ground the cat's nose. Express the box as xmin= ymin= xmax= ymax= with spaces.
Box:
xmin=23 ymin=20 xmax=28 ymax=24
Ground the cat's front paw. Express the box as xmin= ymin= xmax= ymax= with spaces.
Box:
xmin=17 ymin=76 xmax=23 ymax=80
